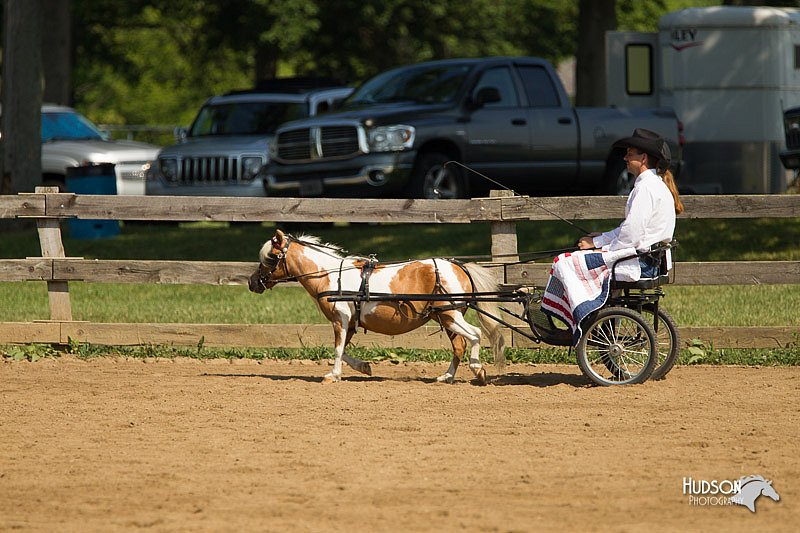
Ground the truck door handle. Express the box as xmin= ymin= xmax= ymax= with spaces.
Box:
xmin=511 ymin=118 xmax=527 ymax=126
xmin=558 ymin=117 xmax=572 ymax=124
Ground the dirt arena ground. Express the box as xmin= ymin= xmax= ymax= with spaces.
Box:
xmin=1 ymin=357 xmax=798 ymax=532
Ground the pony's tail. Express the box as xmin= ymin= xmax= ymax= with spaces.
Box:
xmin=463 ymin=262 xmax=507 ymax=372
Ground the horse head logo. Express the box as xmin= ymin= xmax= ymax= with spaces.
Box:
xmin=731 ymin=475 xmax=780 ymax=513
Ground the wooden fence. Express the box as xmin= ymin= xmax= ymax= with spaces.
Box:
xmin=1 ymin=187 xmax=798 ymax=350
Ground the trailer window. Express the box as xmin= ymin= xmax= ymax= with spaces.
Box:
xmin=625 ymin=44 xmax=653 ymax=95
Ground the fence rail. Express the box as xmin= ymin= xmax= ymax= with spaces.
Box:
xmin=1 ymin=189 xmax=798 ymax=350
xmin=4 ymin=192 xmax=800 ymax=222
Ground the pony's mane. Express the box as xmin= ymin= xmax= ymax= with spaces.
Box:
xmin=739 ymin=475 xmax=767 ymax=486
xmin=293 ymin=234 xmax=349 ymax=259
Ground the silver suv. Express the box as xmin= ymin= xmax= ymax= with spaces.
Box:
xmin=41 ymin=104 xmax=160 ymax=195
xmin=147 ymin=85 xmax=352 ymax=197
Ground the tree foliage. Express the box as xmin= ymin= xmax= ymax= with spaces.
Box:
xmin=46 ymin=0 xmax=751 ymax=126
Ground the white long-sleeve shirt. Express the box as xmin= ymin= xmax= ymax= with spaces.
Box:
xmin=593 ymin=169 xmax=675 ymax=252
xmin=591 ymin=169 xmax=676 ymax=281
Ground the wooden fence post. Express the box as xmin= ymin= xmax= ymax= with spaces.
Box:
xmin=489 ymin=189 xmax=522 ymax=349
xmin=489 ymin=189 xmax=519 ymax=284
xmin=34 ymin=186 xmax=72 ymax=321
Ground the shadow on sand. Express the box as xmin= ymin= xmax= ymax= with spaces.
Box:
xmin=488 ymin=371 xmax=591 ymax=388
xmin=203 ymin=370 xmax=590 ymax=387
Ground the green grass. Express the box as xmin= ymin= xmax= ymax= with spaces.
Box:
xmin=2 ymin=282 xmax=799 ymax=327
xmin=3 ymin=217 xmax=800 ymax=262
xmin=4 ymin=342 xmax=798 ymax=367
xmin=0 ymin=283 xmax=322 ymax=324
xmin=2 ymin=218 xmax=799 ymax=364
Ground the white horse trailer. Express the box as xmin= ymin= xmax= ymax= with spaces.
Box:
xmin=607 ymin=6 xmax=800 ymax=193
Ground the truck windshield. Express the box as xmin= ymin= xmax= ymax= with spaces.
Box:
xmin=346 ymin=64 xmax=472 ymax=106
xmin=41 ymin=111 xmax=105 ymax=142
xmin=189 ymin=102 xmax=309 ymax=137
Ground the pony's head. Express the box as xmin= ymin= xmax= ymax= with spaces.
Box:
xmin=761 ymin=480 xmax=780 ymax=502
xmin=248 ymin=229 xmax=292 ymax=293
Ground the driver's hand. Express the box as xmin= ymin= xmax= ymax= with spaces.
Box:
xmin=577 ymin=236 xmax=595 ymax=250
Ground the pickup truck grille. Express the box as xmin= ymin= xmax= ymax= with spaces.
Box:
xmin=275 ymin=125 xmax=362 ymax=162
xmin=276 ymin=129 xmax=312 ymax=161
xmin=176 ymin=156 xmax=243 ymax=183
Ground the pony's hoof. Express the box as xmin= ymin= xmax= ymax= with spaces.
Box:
xmin=472 ymin=367 xmax=488 ymax=386
xmin=436 ymin=373 xmax=455 ymax=384
xmin=361 ymin=362 xmax=372 ymax=376
xmin=322 ymin=373 xmax=341 ymax=384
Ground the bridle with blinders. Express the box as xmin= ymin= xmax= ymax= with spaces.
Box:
xmin=255 ymin=235 xmax=293 ymax=291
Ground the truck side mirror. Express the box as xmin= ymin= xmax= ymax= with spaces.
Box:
xmin=174 ymin=126 xmax=188 ymax=143
xmin=474 ymin=86 xmax=501 ymax=107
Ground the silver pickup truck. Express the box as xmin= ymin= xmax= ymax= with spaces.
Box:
xmin=146 ymin=86 xmax=353 ymax=197
xmin=39 ymin=104 xmax=159 ymax=195
xmin=264 ymin=57 xmax=683 ymax=198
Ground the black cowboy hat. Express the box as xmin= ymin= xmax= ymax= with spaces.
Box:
xmin=612 ymin=128 xmax=671 ymax=167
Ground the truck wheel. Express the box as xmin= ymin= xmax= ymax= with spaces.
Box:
xmin=601 ymin=159 xmax=634 ymax=195
xmin=408 ymin=153 xmax=468 ymax=199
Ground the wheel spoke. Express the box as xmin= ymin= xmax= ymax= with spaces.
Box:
xmin=578 ymin=309 xmax=657 ymax=385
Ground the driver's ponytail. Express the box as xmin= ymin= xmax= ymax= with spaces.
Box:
xmin=661 ymin=169 xmax=684 ymax=215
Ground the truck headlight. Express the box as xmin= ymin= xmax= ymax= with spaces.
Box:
xmin=159 ymin=158 xmax=178 ymax=182
xmin=367 ymin=125 xmax=415 ymax=152
xmin=241 ymin=156 xmax=264 ymax=181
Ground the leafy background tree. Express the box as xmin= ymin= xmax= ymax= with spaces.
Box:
xmin=3 ymin=0 xmax=797 ymax=131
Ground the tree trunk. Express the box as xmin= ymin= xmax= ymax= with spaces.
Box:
xmin=254 ymin=44 xmax=278 ymax=84
xmin=575 ymin=0 xmax=616 ymax=107
xmin=1 ymin=0 xmax=44 ymax=195
xmin=42 ymin=0 xmax=72 ymax=105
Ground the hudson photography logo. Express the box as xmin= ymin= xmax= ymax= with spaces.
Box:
xmin=683 ymin=475 xmax=781 ymax=512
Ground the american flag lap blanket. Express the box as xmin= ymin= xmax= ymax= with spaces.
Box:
xmin=540 ymin=248 xmax=638 ymax=345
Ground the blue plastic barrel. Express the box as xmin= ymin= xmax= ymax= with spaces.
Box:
xmin=66 ymin=163 xmax=120 ymax=239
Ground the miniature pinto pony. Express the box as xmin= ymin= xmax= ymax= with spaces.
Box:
xmin=248 ymin=230 xmax=505 ymax=384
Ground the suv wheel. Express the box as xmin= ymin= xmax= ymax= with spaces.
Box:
xmin=408 ymin=153 xmax=467 ymax=199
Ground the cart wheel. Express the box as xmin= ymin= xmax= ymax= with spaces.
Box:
xmin=576 ymin=306 xmax=658 ymax=386
xmin=641 ymin=306 xmax=680 ymax=381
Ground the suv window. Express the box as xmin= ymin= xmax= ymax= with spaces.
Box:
xmin=346 ymin=64 xmax=471 ymax=106
xmin=189 ymin=101 xmax=309 ymax=137
xmin=471 ymin=66 xmax=520 ymax=107
xmin=41 ymin=111 xmax=104 ymax=142
xmin=517 ymin=65 xmax=561 ymax=108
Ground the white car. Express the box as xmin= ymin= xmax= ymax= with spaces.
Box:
xmin=41 ymin=104 xmax=160 ymax=195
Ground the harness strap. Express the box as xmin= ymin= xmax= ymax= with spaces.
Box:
xmin=337 ymin=259 xmax=345 ymax=295
xmin=419 ymin=259 xmax=447 ymax=333
xmin=316 ymin=258 xmax=481 ymax=331
xmin=355 ymin=257 xmax=378 ymax=331
xmin=451 ymin=259 xmax=477 ymax=294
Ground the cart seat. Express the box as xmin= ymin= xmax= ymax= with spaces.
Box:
xmin=611 ymin=274 xmax=670 ymax=290
xmin=609 ymin=240 xmax=676 ymax=290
